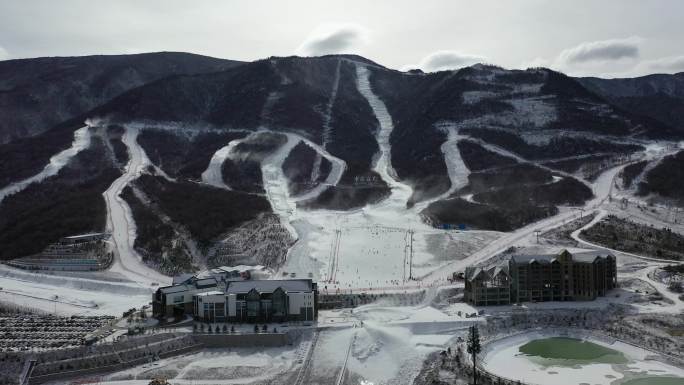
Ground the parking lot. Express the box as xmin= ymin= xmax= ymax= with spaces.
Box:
xmin=0 ymin=315 xmax=115 ymax=351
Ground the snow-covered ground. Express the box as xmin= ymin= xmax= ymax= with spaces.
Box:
xmin=201 ymin=139 xmax=242 ymax=189
xmin=0 ymin=125 xmax=91 ymax=204
xmin=103 ymin=126 xmax=171 ymax=287
xmin=356 ymin=64 xmax=413 ymax=206
xmin=277 ymin=64 xmax=501 ymax=291
xmin=287 ymin=133 xmax=346 ymax=202
xmin=412 ymin=122 xmax=470 ymax=213
xmin=87 ymin=346 xmax=300 ymax=384
xmin=0 ymin=265 xmax=151 ymax=316
xmin=302 ymin=302 xmax=481 ymax=385
xmin=481 ymin=330 xmax=684 ymax=385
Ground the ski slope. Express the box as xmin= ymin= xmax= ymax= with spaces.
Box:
xmin=277 ymin=65 xmax=500 ymax=290
xmin=0 ymin=125 xmax=91 ymax=204
xmin=356 ymin=64 xmax=413 ymax=209
xmin=103 ymin=126 xmax=171 ymax=287
xmin=201 ymin=139 xmax=241 ymax=189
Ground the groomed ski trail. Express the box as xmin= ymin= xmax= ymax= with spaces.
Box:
xmin=412 ymin=122 xmax=470 ymax=213
xmin=104 ymin=126 xmax=171 ymax=287
xmin=201 ymin=139 xmax=241 ymax=189
xmin=355 ymin=64 xmax=413 ymax=209
xmin=0 ymin=125 xmax=91 ymax=204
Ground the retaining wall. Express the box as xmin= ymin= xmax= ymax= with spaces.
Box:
xmin=193 ymin=333 xmax=288 ymax=347
xmin=319 ymin=290 xmax=426 ymax=309
xmin=28 ymin=344 xmax=201 ymax=385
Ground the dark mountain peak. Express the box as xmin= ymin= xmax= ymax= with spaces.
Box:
xmin=265 ymin=54 xmax=385 ymax=69
xmin=0 ymin=52 xmax=243 ymax=143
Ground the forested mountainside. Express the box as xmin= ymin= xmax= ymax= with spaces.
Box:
xmin=1 ymin=53 xmax=682 ymax=269
xmin=0 ymin=52 xmax=242 ymax=143
xmin=371 ymin=64 xmax=677 ymax=205
xmin=578 ymin=72 xmax=684 ymax=133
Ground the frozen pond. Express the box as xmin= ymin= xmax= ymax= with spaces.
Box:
xmin=481 ymin=332 xmax=684 ymax=385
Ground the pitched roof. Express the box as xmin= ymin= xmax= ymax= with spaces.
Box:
xmin=465 ymin=264 xmax=508 ymax=281
xmin=573 ymin=251 xmax=614 ymax=263
xmin=225 ymin=279 xmax=313 ymax=294
xmin=159 ymin=277 xmax=219 ymax=294
xmin=510 ymin=254 xmax=557 ymax=264
xmin=172 ymin=273 xmax=194 ymax=285
xmin=160 ymin=285 xmax=189 ymax=294
xmin=510 ymin=251 xmax=614 ymax=265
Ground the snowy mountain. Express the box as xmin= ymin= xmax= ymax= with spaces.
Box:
xmin=578 ymin=72 xmax=684 ymax=133
xmin=0 ymin=53 xmax=682 ymax=278
xmin=0 ymin=52 xmax=242 ymax=143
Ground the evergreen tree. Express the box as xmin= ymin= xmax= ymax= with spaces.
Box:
xmin=467 ymin=325 xmax=482 ymax=385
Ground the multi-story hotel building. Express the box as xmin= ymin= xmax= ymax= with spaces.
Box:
xmin=465 ymin=250 xmax=617 ymax=306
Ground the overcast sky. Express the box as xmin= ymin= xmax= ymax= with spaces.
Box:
xmin=1 ymin=0 xmax=683 ymax=78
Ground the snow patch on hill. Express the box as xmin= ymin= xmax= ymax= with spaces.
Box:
xmin=201 ymin=138 xmax=241 ymax=189
xmin=0 ymin=125 xmax=91 ymax=204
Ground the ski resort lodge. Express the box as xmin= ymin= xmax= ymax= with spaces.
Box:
xmin=153 ymin=274 xmax=318 ymax=323
xmin=464 ymin=250 xmax=617 ymax=306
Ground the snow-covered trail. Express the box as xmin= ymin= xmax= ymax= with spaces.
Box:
xmin=290 ymin=134 xmax=346 ymax=202
xmin=568 ymin=209 xmax=684 ymax=314
xmin=104 ymin=126 xmax=171 ymax=287
xmin=473 ymin=138 xmax=591 ymax=186
xmin=201 ymin=139 xmax=241 ymax=189
xmin=0 ymin=125 xmax=91 ymax=204
xmin=419 ymin=160 xmax=635 ymax=282
xmin=412 ymin=123 xmax=470 ymax=213
xmin=259 ymin=130 xmax=346 ymax=234
xmin=261 ymin=134 xmax=301 ymax=238
xmin=437 ymin=125 xmax=470 ymax=197
xmin=311 ymin=59 xmax=342 ymax=183
xmin=321 ymin=59 xmax=341 ymax=149
xmin=278 ymin=68 xmax=501 ymax=289
xmin=355 ymin=64 xmax=413 ymax=210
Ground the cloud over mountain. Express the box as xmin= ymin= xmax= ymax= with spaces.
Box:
xmin=403 ymin=50 xmax=486 ymax=72
xmin=558 ymin=37 xmax=641 ymax=64
xmin=0 ymin=46 xmax=9 ymax=60
xmin=640 ymin=55 xmax=684 ymax=73
xmin=296 ymin=23 xmax=369 ymax=56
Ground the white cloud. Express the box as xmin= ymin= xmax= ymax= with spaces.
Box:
xmin=557 ymin=36 xmax=642 ymax=64
xmin=0 ymin=46 xmax=9 ymax=60
xmin=639 ymin=55 xmax=684 ymax=74
xmin=519 ymin=37 xmax=646 ymax=76
xmin=405 ymin=50 xmax=486 ymax=72
xmin=296 ymin=23 xmax=370 ymax=56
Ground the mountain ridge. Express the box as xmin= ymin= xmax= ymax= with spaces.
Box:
xmin=1 ymin=52 xmax=683 ymax=272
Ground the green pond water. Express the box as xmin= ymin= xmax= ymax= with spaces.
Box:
xmin=518 ymin=337 xmax=684 ymax=384
xmin=519 ymin=337 xmax=628 ymax=365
